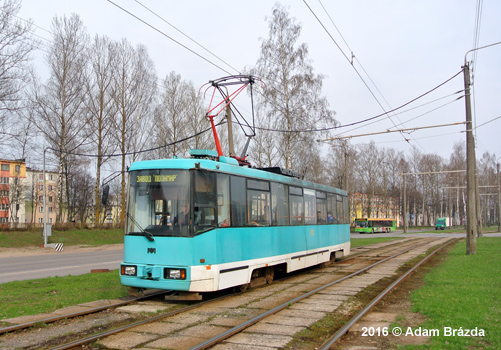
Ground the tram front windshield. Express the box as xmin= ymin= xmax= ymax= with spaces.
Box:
xmin=127 ymin=169 xmax=191 ymax=237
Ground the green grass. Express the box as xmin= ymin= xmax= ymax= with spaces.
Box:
xmin=406 ymin=237 xmax=501 ymax=349
xmin=0 ymin=227 xmax=124 ymax=248
xmin=350 ymin=237 xmax=402 ymax=248
xmin=0 ymin=270 xmax=129 ymax=320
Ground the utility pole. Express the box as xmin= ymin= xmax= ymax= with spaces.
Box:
xmin=463 ymin=61 xmax=477 ymax=255
xmin=403 ymin=175 xmax=407 ymax=233
xmin=463 ymin=41 xmax=501 ymax=253
xmin=498 ymin=162 xmax=500 ymax=233
xmin=342 ymin=142 xmax=352 ymax=223
xmin=476 ymin=172 xmax=483 ymax=238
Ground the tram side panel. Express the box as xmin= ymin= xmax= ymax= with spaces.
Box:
xmin=215 ymin=226 xmax=302 ymax=290
xmin=214 ymin=224 xmax=350 ymax=289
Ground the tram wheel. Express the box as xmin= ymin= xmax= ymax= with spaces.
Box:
xmin=264 ymin=267 xmax=274 ymax=284
xmin=235 ymin=283 xmax=250 ymax=292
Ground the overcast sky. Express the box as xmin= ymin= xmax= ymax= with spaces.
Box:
xmin=18 ymin=0 xmax=501 ymax=163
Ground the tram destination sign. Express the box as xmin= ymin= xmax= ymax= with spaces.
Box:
xmin=136 ymin=174 xmax=178 ymax=183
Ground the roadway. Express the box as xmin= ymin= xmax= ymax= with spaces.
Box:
xmin=0 ymin=246 xmax=123 ymax=284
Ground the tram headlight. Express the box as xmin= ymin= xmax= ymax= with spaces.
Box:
xmin=121 ymin=265 xmax=137 ymax=276
xmin=164 ymin=268 xmax=186 ymax=280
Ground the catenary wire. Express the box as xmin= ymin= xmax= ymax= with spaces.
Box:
xmin=338 ymin=95 xmax=463 ymax=137
xmin=107 ymin=0 xmax=233 ymax=76
xmin=44 ymin=120 xmax=224 ymax=159
xmin=303 ymin=0 xmax=420 ymax=149
xmin=250 ymin=69 xmax=464 ymax=133
xmin=134 ymin=0 xmax=240 ymax=75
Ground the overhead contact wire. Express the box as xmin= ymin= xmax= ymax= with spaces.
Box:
xmin=107 ymin=0 xmax=233 ymax=76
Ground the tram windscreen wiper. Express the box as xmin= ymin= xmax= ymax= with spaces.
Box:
xmin=126 ymin=212 xmax=155 ymax=242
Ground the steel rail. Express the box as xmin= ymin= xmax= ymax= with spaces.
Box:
xmin=48 ymin=292 xmax=235 ymax=350
xmin=188 ymin=238 xmax=438 ymax=350
xmin=338 ymin=237 xmax=419 ymax=264
xmin=317 ymin=238 xmax=460 ymax=350
xmin=0 ymin=290 xmax=168 ymax=335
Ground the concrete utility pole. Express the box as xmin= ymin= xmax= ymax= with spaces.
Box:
xmin=463 ymin=61 xmax=477 ymax=255
xmin=403 ymin=175 xmax=407 ymax=233
xmin=498 ymin=162 xmax=501 ymax=233
xmin=463 ymin=41 xmax=501 ymax=253
xmin=343 ymin=142 xmax=351 ymax=224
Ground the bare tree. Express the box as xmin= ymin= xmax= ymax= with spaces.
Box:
xmin=385 ymin=147 xmax=405 ymax=222
xmin=66 ymin=161 xmax=94 ymax=224
xmin=111 ymin=40 xmax=156 ymax=224
xmin=130 ymin=44 xmax=156 ymax=161
xmin=31 ymin=14 xmax=90 ymax=222
xmin=418 ymin=153 xmax=443 ymax=225
xmin=0 ymin=0 xmax=38 ymax=146
xmin=185 ymin=83 xmax=212 ymax=151
xmin=251 ymin=110 xmax=279 ymax=168
xmin=446 ymin=141 xmax=466 ymax=225
xmin=85 ymin=35 xmax=117 ymax=225
xmin=477 ymin=151 xmax=497 ymax=226
xmin=355 ymin=141 xmax=385 ymax=218
xmin=251 ymin=3 xmax=336 ymax=170
xmin=153 ymin=71 xmax=190 ymax=158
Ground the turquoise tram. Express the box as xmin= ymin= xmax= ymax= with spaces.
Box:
xmin=120 ymin=150 xmax=351 ymax=295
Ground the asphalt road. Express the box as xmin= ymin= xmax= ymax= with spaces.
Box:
xmin=0 ymin=248 xmax=123 ymax=284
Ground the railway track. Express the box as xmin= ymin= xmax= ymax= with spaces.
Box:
xmin=0 ymin=237 xmax=453 ymax=349
xmin=0 ymin=237 xmax=407 ymax=337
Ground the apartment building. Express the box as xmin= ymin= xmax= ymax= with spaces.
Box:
xmin=25 ymin=167 xmax=58 ymax=225
xmin=0 ymin=158 xmax=62 ymax=226
xmin=0 ymin=159 xmax=26 ymax=226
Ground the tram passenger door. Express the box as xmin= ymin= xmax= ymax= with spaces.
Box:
xmin=303 ymin=189 xmax=320 ymax=267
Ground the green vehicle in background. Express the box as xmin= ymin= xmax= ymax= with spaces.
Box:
xmin=435 ymin=217 xmax=448 ymax=230
xmin=354 ymin=218 xmax=396 ymax=233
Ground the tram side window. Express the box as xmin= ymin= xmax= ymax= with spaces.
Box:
xmin=217 ymin=174 xmax=231 ymax=227
xmin=230 ymin=176 xmax=247 ymax=226
xmin=337 ymin=195 xmax=344 ymax=224
xmin=289 ymin=186 xmax=303 ymax=225
xmin=271 ymin=182 xmax=289 ymax=226
xmin=194 ymin=171 xmax=216 ymax=231
xmin=327 ymin=193 xmax=337 ymax=224
xmin=247 ymin=179 xmax=271 ymax=226
xmin=316 ymin=191 xmax=327 ymax=224
xmin=304 ymin=189 xmax=316 ymax=225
